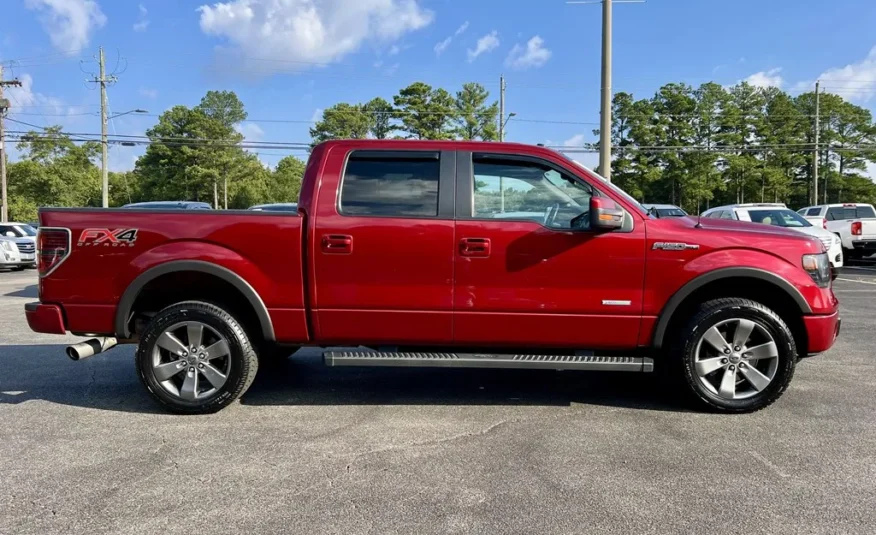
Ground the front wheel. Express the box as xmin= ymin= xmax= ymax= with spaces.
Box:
xmin=136 ymin=301 xmax=259 ymax=414
xmin=674 ymin=298 xmax=797 ymax=413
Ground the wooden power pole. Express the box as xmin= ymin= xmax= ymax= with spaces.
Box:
xmin=0 ymin=65 xmax=23 ymax=223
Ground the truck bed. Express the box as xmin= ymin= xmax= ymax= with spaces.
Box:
xmin=39 ymin=208 xmax=308 ymax=341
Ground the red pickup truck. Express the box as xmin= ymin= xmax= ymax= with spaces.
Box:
xmin=27 ymin=140 xmax=840 ymax=414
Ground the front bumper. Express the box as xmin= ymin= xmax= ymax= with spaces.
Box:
xmin=804 ymin=311 xmax=841 ymax=356
xmin=25 ymin=302 xmax=67 ymax=335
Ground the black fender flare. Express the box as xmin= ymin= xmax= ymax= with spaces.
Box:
xmin=651 ymin=267 xmax=812 ymax=348
xmin=114 ymin=260 xmax=275 ymax=341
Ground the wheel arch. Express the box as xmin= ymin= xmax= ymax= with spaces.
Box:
xmin=115 ymin=260 xmax=275 ymax=342
xmin=652 ymin=268 xmax=811 ymax=351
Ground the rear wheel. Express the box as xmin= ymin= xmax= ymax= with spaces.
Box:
xmin=674 ymin=298 xmax=796 ymax=413
xmin=136 ymin=301 xmax=259 ymax=414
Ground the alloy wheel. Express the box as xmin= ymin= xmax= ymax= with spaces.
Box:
xmin=150 ymin=321 xmax=232 ymax=401
xmin=693 ymin=318 xmax=780 ymax=400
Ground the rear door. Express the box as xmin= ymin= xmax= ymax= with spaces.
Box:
xmin=452 ymin=151 xmax=646 ymax=349
xmin=311 ymin=147 xmax=457 ymax=345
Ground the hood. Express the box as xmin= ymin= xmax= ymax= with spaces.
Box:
xmin=687 ymin=216 xmax=813 ymax=239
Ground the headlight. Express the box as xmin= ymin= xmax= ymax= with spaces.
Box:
xmin=0 ymin=241 xmax=13 ymax=252
xmin=802 ymin=253 xmax=831 ymax=288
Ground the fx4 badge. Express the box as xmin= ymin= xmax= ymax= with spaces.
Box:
xmin=78 ymin=228 xmax=139 ymax=248
xmin=652 ymin=242 xmax=699 ymax=251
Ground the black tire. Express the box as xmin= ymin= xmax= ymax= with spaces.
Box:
xmin=843 ymin=247 xmax=861 ymax=263
xmin=136 ymin=301 xmax=259 ymax=414
xmin=672 ymin=298 xmax=797 ymax=413
xmin=12 ymin=267 xmax=26 ymax=271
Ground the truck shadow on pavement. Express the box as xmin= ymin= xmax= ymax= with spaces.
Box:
xmin=0 ymin=345 xmax=691 ymax=413
xmin=4 ymin=284 xmax=37 ymax=298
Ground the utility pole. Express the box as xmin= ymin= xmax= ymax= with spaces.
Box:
xmin=91 ymin=47 xmax=117 ymax=208
xmin=498 ymin=75 xmax=506 ymax=142
xmin=813 ymin=80 xmax=819 ymax=206
xmin=599 ymin=0 xmax=612 ymax=180
xmin=0 ymin=65 xmax=23 ymax=223
xmin=568 ymin=0 xmax=644 ymax=182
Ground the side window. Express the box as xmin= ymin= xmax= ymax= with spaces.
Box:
xmin=720 ymin=210 xmax=735 ymax=220
xmin=807 ymin=208 xmax=822 ymax=216
xmin=340 ymin=152 xmax=440 ymax=217
xmin=826 ymin=207 xmax=845 ymax=221
xmin=471 ymin=156 xmax=593 ymax=229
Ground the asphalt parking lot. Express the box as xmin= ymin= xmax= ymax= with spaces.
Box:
xmin=1 ymin=267 xmax=875 ymax=535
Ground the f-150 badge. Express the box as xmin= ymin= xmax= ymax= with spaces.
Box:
xmin=652 ymin=242 xmax=699 ymax=251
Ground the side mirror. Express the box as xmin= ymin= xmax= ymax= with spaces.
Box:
xmin=4 ymin=231 xmax=14 ymax=237
xmin=590 ymin=197 xmax=624 ymax=230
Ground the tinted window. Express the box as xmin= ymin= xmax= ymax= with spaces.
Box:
xmin=341 ymin=153 xmax=440 ymax=217
xmin=807 ymin=208 xmax=822 ymax=216
xmin=748 ymin=209 xmax=811 ymax=228
xmin=827 ymin=206 xmax=876 ymax=220
xmin=720 ymin=211 xmax=735 ymax=220
xmin=472 ymin=157 xmax=593 ymax=229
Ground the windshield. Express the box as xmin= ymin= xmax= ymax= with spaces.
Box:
xmin=656 ymin=208 xmax=688 ymax=217
xmin=556 ymin=152 xmax=648 ymax=215
xmin=17 ymin=225 xmax=37 ymax=237
xmin=748 ymin=209 xmax=812 ymax=228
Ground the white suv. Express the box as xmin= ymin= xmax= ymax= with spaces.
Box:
xmin=701 ymin=203 xmax=843 ymax=269
xmin=0 ymin=223 xmax=37 ymax=268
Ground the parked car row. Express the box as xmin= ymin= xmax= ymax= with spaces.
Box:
xmin=0 ymin=222 xmax=37 ymax=271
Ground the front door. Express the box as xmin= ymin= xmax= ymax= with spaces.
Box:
xmin=311 ymin=147 xmax=457 ymax=345
xmin=453 ymin=151 xmax=646 ymax=349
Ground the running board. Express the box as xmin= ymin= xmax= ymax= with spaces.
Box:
xmin=323 ymin=351 xmax=654 ymax=372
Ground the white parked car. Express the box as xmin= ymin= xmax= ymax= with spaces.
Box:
xmin=0 ymin=236 xmax=25 ymax=271
xmin=797 ymin=203 xmax=876 ymax=262
xmin=0 ymin=222 xmax=37 ymax=268
xmin=702 ymin=203 xmax=843 ymax=270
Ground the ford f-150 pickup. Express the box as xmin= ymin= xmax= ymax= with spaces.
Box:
xmin=26 ymin=140 xmax=841 ymax=414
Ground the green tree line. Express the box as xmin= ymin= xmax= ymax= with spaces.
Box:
xmin=603 ymin=82 xmax=876 ymax=212
xmin=4 ymin=81 xmax=875 ymax=222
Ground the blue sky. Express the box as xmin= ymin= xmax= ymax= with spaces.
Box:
xmin=2 ymin=0 xmax=876 ymax=175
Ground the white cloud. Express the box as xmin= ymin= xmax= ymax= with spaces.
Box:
xmin=133 ymin=3 xmax=149 ymax=32
xmin=384 ymin=62 xmax=400 ymax=75
xmin=743 ymin=67 xmax=784 ymax=88
xmin=505 ymin=36 xmax=551 ymax=70
xmin=434 ymin=20 xmax=469 ymax=56
xmin=433 ymin=37 xmax=452 ymax=55
xmin=467 ymin=31 xmax=499 ymax=63
xmin=198 ymin=0 xmax=433 ymax=71
xmin=234 ymin=122 xmax=265 ymax=141
xmin=5 ymin=73 xmax=65 ymax=116
xmin=563 ymin=134 xmax=587 ymax=147
xmin=138 ymin=88 xmax=158 ymax=99
xmin=388 ymin=44 xmax=401 ymax=56
xmin=803 ymin=46 xmax=876 ymax=103
xmin=25 ymin=0 xmax=106 ymax=53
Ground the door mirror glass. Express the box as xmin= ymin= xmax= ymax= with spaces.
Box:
xmin=590 ymin=197 xmax=624 ymax=230
xmin=5 ymin=231 xmax=15 ymax=237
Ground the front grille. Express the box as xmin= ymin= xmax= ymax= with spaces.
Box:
xmin=818 ymin=236 xmax=833 ymax=250
xmin=16 ymin=241 xmax=35 ymax=253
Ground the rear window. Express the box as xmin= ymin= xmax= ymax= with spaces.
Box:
xmin=806 ymin=208 xmax=822 ymax=216
xmin=827 ymin=205 xmax=876 ymax=220
xmin=340 ymin=152 xmax=440 ymax=217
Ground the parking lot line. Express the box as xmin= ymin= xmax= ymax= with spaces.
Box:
xmin=836 ymin=278 xmax=876 ymax=285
